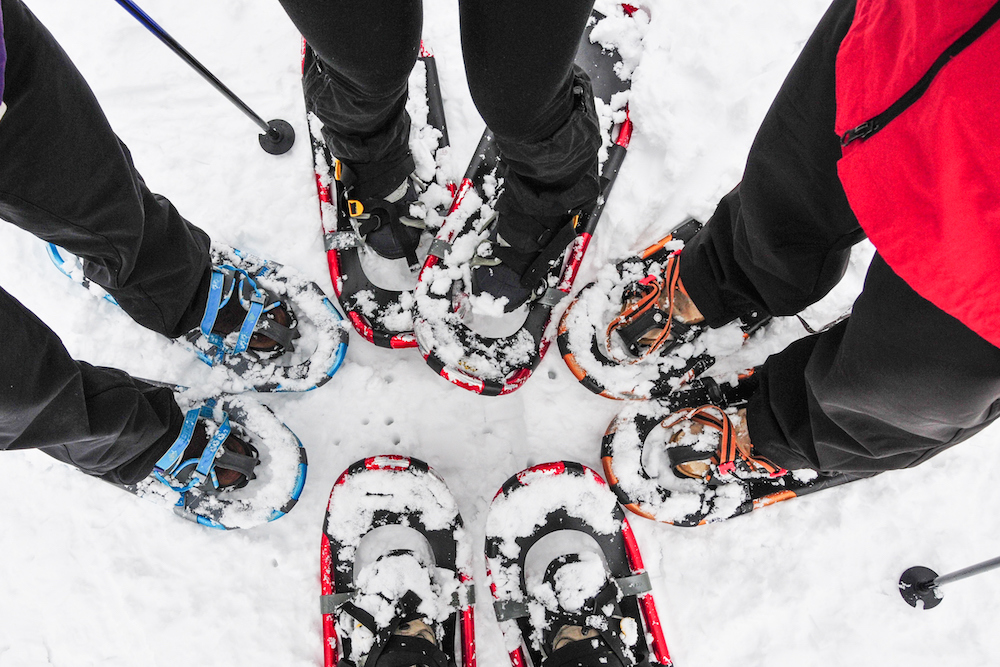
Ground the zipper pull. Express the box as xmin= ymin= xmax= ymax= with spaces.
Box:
xmin=840 ymin=119 xmax=880 ymax=146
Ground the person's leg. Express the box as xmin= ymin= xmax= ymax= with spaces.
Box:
xmin=750 ymin=254 xmax=1000 ymax=474
xmin=0 ymin=286 xmax=183 ymax=486
xmin=679 ymin=0 xmax=864 ymax=328
xmin=0 ymin=0 xmax=211 ymax=339
xmin=281 ymin=0 xmax=422 ymax=194
xmin=460 ymin=0 xmax=601 ymax=306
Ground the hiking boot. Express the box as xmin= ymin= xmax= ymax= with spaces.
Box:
xmin=607 ymin=250 xmax=707 ymax=362
xmin=337 ymin=157 xmax=427 ymax=267
xmin=662 ymin=405 xmax=787 ymax=487
xmin=537 ymin=553 xmax=632 ymax=667
xmin=150 ymin=402 xmax=259 ymax=495
xmin=470 ymin=206 xmax=581 ymax=312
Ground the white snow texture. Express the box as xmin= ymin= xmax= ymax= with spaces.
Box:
xmin=0 ymin=1 xmax=998 ymax=666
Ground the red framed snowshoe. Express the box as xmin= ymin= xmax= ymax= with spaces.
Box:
xmin=412 ymin=7 xmax=640 ymax=396
xmin=601 ymin=374 xmax=864 ymax=526
xmin=308 ymin=42 xmax=453 ymax=349
xmin=321 ymin=456 xmax=475 ymax=667
xmin=558 ymin=218 xmax=770 ymax=400
xmin=485 ymin=461 xmax=673 ymax=667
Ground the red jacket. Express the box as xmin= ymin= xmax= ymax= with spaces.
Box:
xmin=835 ymin=1 xmax=1000 ymax=347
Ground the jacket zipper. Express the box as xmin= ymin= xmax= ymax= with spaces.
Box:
xmin=841 ymin=0 xmax=1000 ymax=146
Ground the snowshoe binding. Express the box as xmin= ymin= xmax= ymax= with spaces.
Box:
xmin=122 ymin=392 xmax=307 ymax=530
xmin=413 ymin=6 xmax=642 ymax=396
xmin=321 ymin=456 xmax=475 ymax=667
xmin=601 ymin=372 xmax=863 ymax=526
xmin=558 ymin=218 xmax=770 ymax=400
xmin=485 ymin=461 xmax=673 ymax=667
xmin=46 ymin=243 xmax=349 ymax=392
xmin=307 ymin=41 xmax=454 ymax=349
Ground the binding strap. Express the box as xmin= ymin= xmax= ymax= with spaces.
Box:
xmin=200 ymin=266 xmax=298 ymax=358
xmin=662 ymin=405 xmax=785 ymax=486
xmin=152 ymin=406 xmax=258 ymax=493
xmin=606 ymin=253 xmax=695 ymax=363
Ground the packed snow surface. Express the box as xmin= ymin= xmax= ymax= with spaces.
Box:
xmin=2 ymin=1 xmax=999 ymax=665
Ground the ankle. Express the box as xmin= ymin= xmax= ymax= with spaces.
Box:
xmin=673 ymin=277 xmax=704 ymax=324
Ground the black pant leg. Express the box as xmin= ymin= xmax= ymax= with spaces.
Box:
xmin=461 ymin=0 xmax=601 ymax=223
xmin=751 ymin=255 xmax=1000 ymax=474
xmin=0 ymin=287 xmax=183 ymax=485
xmin=680 ymin=0 xmax=864 ymax=327
xmin=281 ymin=0 xmax=422 ymax=186
xmin=0 ymin=0 xmax=210 ymax=338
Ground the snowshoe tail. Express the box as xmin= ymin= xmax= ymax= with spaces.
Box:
xmin=485 ymin=461 xmax=673 ymax=667
xmin=321 ymin=456 xmax=475 ymax=667
xmin=311 ymin=41 xmax=452 ymax=349
xmin=413 ymin=6 xmax=640 ymax=396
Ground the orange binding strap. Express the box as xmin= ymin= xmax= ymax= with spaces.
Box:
xmin=605 ymin=254 xmax=682 ymax=364
xmin=662 ymin=405 xmax=786 ymax=484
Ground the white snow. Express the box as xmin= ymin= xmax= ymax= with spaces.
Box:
xmin=2 ymin=0 xmax=999 ymax=665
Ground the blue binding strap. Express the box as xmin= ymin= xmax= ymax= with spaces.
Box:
xmin=200 ymin=269 xmax=227 ymax=336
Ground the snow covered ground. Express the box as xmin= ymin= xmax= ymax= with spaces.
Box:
xmin=2 ymin=0 xmax=1000 ymax=665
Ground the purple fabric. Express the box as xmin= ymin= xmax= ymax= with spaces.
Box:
xmin=0 ymin=6 xmax=6 ymax=106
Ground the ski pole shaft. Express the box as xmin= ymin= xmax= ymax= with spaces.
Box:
xmin=934 ymin=554 xmax=1000 ymax=588
xmin=112 ymin=0 xmax=294 ymax=154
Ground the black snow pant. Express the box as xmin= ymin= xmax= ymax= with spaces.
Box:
xmin=0 ymin=0 xmax=212 ymax=484
xmin=277 ymin=0 xmax=602 ymax=242
xmin=679 ymin=0 xmax=1000 ymax=475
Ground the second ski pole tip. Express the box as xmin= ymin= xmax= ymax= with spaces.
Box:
xmin=259 ymin=119 xmax=295 ymax=155
xmin=898 ymin=565 xmax=942 ymax=609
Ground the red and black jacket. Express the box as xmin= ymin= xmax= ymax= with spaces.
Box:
xmin=836 ymin=0 xmax=1000 ymax=347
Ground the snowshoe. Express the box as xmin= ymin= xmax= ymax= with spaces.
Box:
xmin=121 ymin=392 xmax=307 ymax=530
xmin=321 ymin=456 xmax=475 ymax=667
xmin=485 ymin=461 xmax=673 ymax=667
xmin=601 ymin=373 xmax=864 ymax=526
xmin=558 ymin=218 xmax=770 ymax=400
xmin=308 ymin=41 xmax=454 ymax=349
xmin=413 ymin=6 xmax=642 ymax=396
xmin=46 ymin=243 xmax=350 ymax=392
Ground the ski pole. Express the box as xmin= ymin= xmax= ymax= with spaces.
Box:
xmin=898 ymin=555 xmax=1000 ymax=609
xmin=113 ymin=0 xmax=294 ymax=155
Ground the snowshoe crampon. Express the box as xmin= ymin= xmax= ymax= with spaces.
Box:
xmin=321 ymin=456 xmax=475 ymax=667
xmin=601 ymin=374 xmax=863 ymax=526
xmin=558 ymin=218 xmax=770 ymax=400
xmin=485 ymin=461 xmax=673 ymax=667
xmin=46 ymin=243 xmax=349 ymax=392
xmin=412 ymin=6 xmax=642 ymax=396
xmin=124 ymin=394 xmax=307 ymax=530
xmin=308 ymin=41 xmax=454 ymax=349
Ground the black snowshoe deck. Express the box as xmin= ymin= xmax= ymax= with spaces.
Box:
xmin=309 ymin=43 xmax=451 ymax=349
xmin=321 ymin=456 xmax=475 ymax=667
xmin=485 ymin=461 xmax=673 ymax=667
xmin=413 ymin=7 xmax=639 ymax=396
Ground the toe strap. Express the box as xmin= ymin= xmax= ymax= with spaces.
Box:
xmin=200 ymin=265 xmax=296 ymax=357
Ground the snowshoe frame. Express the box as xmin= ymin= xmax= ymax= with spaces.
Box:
xmin=485 ymin=461 xmax=673 ymax=667
xmin=413 ymin=7 xmax=637 ymax=396
xmin=321 ymin=455 xmax=476 ymax=667
xmin=311 ymin=42 xmax=452 ymax=349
